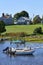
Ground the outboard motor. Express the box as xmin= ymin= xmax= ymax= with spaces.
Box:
xmin=3 ymin=47 xmax=9 ymax=52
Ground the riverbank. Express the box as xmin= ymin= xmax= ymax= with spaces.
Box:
xmin=0 ymin=34 xmax=43 ymax=43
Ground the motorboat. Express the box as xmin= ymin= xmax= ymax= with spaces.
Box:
xmin=3 ymin=47 xmax=35 ymax=55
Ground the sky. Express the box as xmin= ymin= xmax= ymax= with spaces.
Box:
xmin=0 ymin=0 xmax=43 ymax=18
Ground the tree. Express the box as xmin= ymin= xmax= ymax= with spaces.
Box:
xmin=20 ymin=11 xmax=29 ymax=18
xmin=33 ymin=15 xmax=41 ymax=24
xmin=0 ymin=21 xmax=6 ymax=34
xmin=14 ymin=11 xmax=29 ymax=21
xmin=14 ymin=13 xmax=20 ymax=20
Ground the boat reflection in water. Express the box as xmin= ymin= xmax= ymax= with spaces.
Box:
xmin=10 ymin=40 xmax=26 ymax=48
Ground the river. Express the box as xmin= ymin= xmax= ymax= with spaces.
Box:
xmin=0 ymin=41 xmax=43 ymax=65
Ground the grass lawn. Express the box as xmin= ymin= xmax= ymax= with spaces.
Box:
xmin=1 ymin=24 xmax=43 ymax=42
xmin=5 ymin=24 xmax=43 ymax=34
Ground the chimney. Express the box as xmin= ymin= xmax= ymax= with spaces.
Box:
xmin=2 ymin=13 xmax=4 ymax=17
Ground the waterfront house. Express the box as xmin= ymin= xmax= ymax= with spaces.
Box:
xmin=0 ymin=13 xmax=13 ymax=25
xmin=14 ymin=17 xmax=31 ymax=25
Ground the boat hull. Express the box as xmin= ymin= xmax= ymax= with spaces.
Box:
xmin=15 ymin=50 xmax=35 ymax=55
xmin=3 ymin=47 xmax=35 ymax=55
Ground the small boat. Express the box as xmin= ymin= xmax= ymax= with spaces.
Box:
xmin=3 ymin=47 xmax=35 ymax=55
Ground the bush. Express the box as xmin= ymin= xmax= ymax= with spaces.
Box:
xmin=5 ymin=32 xmax=27 ymax=37
xmin=0 ymin=21 xmax=6 ymax=33
xmin=19 ymin=32 xmax=27 ymax=37
xmin=33 ymin=27 xmax=42 ymax=34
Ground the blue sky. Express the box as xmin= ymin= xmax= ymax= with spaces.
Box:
xmin=0 ymin=0 xmax=43 ymax=18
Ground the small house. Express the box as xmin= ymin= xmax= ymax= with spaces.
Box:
xmin=14 ymin=17 xmax=31 ymax=25
xmin=0 ymin=13 xmax=13 ymax=25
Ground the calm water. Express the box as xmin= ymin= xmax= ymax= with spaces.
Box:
xmin=0 ymin=41 xmax=43 ymax=65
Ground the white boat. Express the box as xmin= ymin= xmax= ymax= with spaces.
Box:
xmin=3 ymin=47 xmax=35 ymax=55
xmin=15 ymin=48 xmax=35 ymax=55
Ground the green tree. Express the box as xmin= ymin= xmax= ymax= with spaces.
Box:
xmin=14 ymin=13 xmax=20 ymax=20
xmin=14 ymin=11 xmax=29 ymax=22
xmin=0 ymin=21 xmax=6 ymax=34
xmin=33 ymin=15 xmax=41 ymax=24
xmin=20 ymin=11 xmax=29 ymax=18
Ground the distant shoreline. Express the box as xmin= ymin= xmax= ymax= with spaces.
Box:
xmin=0 ymin=35 xmax=43 ymax=43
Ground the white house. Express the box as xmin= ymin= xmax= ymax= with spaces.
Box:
xmin=0 ymin=13 xmax=13 ymax=25
xmin=14 ymin=17 xmax=31 ymax=25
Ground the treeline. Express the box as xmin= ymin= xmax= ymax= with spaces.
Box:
xmin=0 ymin=10 xmax=43 ymax=24
xmin=13 ymin=10 xmax=43 ymax=24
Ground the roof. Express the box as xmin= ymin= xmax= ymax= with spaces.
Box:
xmin=19 ymin=17 xmax=29 ymax=20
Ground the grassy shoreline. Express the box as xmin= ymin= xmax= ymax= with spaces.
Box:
xmin=0 ymin=24 xmax=43 ymax=43
xmin=0 ymin=34 xmax=43 ymax=43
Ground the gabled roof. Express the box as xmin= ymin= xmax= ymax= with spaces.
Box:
xmin=19 ymin=17 xmax=29 ymax=20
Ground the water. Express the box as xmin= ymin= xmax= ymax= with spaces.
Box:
xmin=0 ymin=41 xmax=43 ymax=65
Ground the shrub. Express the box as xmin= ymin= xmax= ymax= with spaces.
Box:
xmin=20 ymin=32 xmax=27 ymax=37
xmin=33 ymin=27 xmax=42 ymax=34
xmin=5 ymin=32 xmax=27 ymax=37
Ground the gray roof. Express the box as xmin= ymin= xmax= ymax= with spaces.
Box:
xmin=19 ymin=17 xmax=29 ymax=20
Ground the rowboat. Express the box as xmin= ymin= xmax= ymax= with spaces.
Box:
xmin=3 ymin=47 xmax=35 ymax=55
